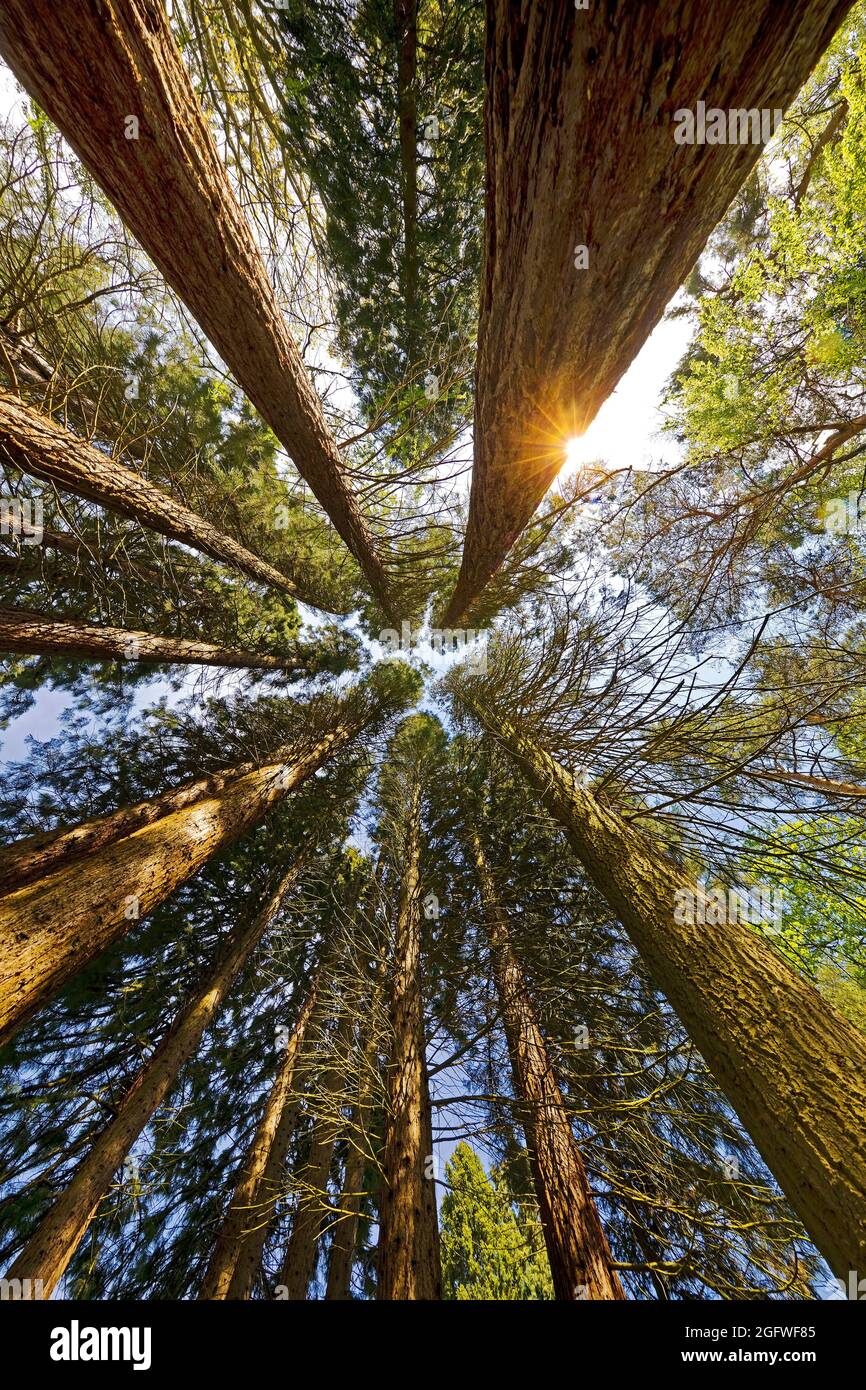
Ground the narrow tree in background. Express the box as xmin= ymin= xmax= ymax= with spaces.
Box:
xmin=376 ymin=716 xmax=443 ymax=1299
xmin=199 ymin=942 xmax=329 ymax=1300
xmin=465 ymin=824 xmax=624 ymax=1299
xmin=5 ymin=858 xmax=306 ymax=1296
xmin=277 ymin=1011 xmax=353 ymax=1298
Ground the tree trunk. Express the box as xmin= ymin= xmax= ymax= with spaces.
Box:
xmin=0 ymin=392 xmax=308 ymax=601
xmin=0 ymin=523 xmax=224 ymax=609
xmin=377 ymin=779 xmax=441 ymax=1299
xmin=0 ymin=724 xmax=357 ymax=1046
xmin=745 ymin=766 xmax=866 ymax=800
xmin=466 ymin=827 xmax=624 ymax=1300
xmin=199 ymin=952 xmax=326 ymax=1300
xmin=0 ymin=758 xmax=268 ymax=897
xmin=0 ymin=3 xmax=394 ymax=618
xmin=440 ymin=0 xmax=854 ymax=623
xmin=0 ymin=605 xmax=308 ymax=672
xmin=325 ymin=997 xmax=383 ymax=1301
xmin=324 ymin=1127 xmax=368 ymax=1301
xmin=277 ymin=1013 xmax=353 ymax=1298
xmin=395 ymin=0 xmax=419 ymax=361
xmin=3 ymin=859 xmax=305 ymax=1297
xmin=474 ymin=703 xmax=866 ymax=1278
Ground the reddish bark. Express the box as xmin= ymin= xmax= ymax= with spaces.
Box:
xmin=441 ymin=0 xmax=854 ymax=622
xmin=0 ymin=1 xmax=395 ymax=617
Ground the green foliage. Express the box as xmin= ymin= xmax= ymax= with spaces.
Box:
xmin=440 ymin=1143 xmax=553 ymax=1300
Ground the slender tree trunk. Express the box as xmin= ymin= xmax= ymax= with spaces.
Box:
xmin=395 ymin=0 xmax=419 ymax=361
xmin=466 ymin=827 xmax=624 ymax=1300
xmin=0 ymin=392 xmax=309 ymax=600
xmin=0 ymin=3 xmax=395 ymax=618
xmin=0 ymin=605 xmax=307 ymax=672
xmin=3 ymin=859 xmax=305 ymax=1296
xmin=0 ymin=388 xmax=353 ymax=616
xmin=324 ymin=1126 xmax=368 ymax=1301
xmin=473 ymin=703 xmax=866 ymax=1278
xmin=277 ymin=1013 xmax=353 ymax=1298
xmin=377 ymin=780 xmax=441 ymax=1299
xmin=0 ymin=758 xmax=269 ymax=897
xmin=0 ymin=523 xmax=217 ymax=607
xmin=0 ymin=724 xmax=358 ymax=1046
xmin=325 ymin=993 xmax=384 ymax=1301
xmin=199 ymin=953 xmax=326 ymax=1300
xmin=745 ymin=767 xmax=866 ymax=799
xmin=440 ymin=0 xmax=854 ymax=624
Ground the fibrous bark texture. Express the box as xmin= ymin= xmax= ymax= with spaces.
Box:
xmin=478 ymin=707 xmax=866 ymax=1279
xmin=0 ymin=605 xmax=306 ymax=672
xmin=199 ymin=953 xmax=326 ymax=1300
xmin=468 ymin=827 xmax=624 ymax=1300
xmin=0 ymin=727 xmax=354 ymax=1045
xmin=4 ymin=861 xmax=304 ymax=1296
xmin=0 ymin=391 xmax=302 ymax=600
xmin=441 ymin=0 xmax=854 ymax=622
xmin=377 ymin=780 xmax=441 ymax=1299
xmin=0 ymin=1 xmax=394 ymax=617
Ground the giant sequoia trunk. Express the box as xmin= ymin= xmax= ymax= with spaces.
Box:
xmin=0 ymin=392 xmax=304 ymax=601
xmin=466 ymin=827 xmax=624 ymax=1300
xmin=277 ymin=1013 xmax=353 ymax=1298
xmin=3 ymin=860 xmax=305 ymax=1296
xmin=377 ymin=780 xmax=441 ymax=1300
xmin=473 ymin=704 xmax=866 ymax=1278
xmin=0 ymin=725 xmax=357 ymax=1046
xmin=0 ymin=605 xmax=308 ymax=673
xmin=0 ymin=3 xmax=394 ymax=618
xmin=199 ymin=952 xmax=327 ymax=1300
xmin=440 ymin=0 xmax=854 ymax=623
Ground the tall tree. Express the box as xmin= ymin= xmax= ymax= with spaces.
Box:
xmin=276 ymin=1010 xmax=352 ymax=1298
xmin=0 ymin=0 xmax=395 ymax=616
xmin=464 ymin=823 xmax=623 ymax=1299
xmin=0 ymin=392 xmax=307 ymax=603
xmin=199 ymin=938 xmax=329 ymax=1300
xmin=4 ymin=855 xmax=306 ymax=1296
xmin=449 ymin=679 xmax=866 ymax=1279
xmin=324 ymin=949 xmax=387 ymax=1300
xmin=0 ymin=606 xmax=318 ymax=674
xmin=376 ymin=714 xmax=443 ymax=1299
xmin=440 ymin=0 xmax=855 ymax=623
xmin=0 ymin=667 xmax=418 ymax=1044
